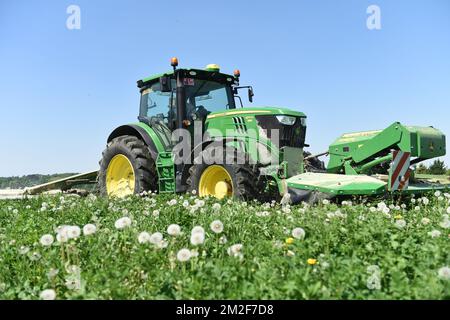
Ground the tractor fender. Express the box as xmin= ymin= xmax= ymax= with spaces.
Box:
xmin=107 ymin=124 xmax=159 ymax=160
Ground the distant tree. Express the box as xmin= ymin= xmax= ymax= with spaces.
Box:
xmin=428 ymin=159 xmax=446 ymax=175
xmin=415 ymin=163 xmax=428 ymax=174
xmin=447 ymin=169 xmax=450 ymax=176
xmin=0 ymin=173 xmax=78 ymax=189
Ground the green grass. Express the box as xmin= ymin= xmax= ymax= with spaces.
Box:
xmin=0 ymin=192 xmax=449 ymax=300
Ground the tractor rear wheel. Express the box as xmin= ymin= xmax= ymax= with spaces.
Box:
xmin=98 ymin=135 xmax=157 ymax=197
xmin=187 ymin=145 xmax=259 ymax=200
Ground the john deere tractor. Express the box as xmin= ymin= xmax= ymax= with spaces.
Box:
xmin=97 ymin=58 xmax=448 ymax=203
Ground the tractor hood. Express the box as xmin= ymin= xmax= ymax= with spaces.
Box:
xmin=207 ymin=106 xmax=305 ymax=119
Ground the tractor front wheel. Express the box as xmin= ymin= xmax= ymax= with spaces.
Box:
xmin=98 ymin=135 xmax=157 ymax=197
xmin=187 ymin=145 xmax=259 ymax=200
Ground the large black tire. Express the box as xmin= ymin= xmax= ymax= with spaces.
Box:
xmin=187 ymin=145 xmax=259 ymax=200
xmin=98 ymin=135 xmax=157 ymax=196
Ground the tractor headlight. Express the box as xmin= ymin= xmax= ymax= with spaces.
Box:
xmin=276 ymin=115 xmax=296 ymax=126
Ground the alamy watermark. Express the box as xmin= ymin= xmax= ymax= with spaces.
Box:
xmin=66 ymin=5 xmax=81 ymax=30
xmin=367 ymin=5 xmax=381 ymax=30
xmin=168 ymin=123 xmax=282 ymax=166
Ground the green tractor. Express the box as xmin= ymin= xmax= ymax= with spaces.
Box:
xmin=96 ymin=58 xmax=448 ymax=203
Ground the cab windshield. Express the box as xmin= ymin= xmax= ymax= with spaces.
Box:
xmin=184 ymin=78 xmax=235 ymax=118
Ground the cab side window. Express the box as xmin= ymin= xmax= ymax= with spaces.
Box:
xmin=139 ymin=81 xmax=176 ymax=126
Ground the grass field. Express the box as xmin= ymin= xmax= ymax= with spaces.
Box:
xmin=0 ymin=191 xmax=449 ymax=300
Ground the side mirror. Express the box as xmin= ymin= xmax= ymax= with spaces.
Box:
xmin=248 ymin=87 xmax=254 ymax=103
xmin=160 ymin=76 xmax=172 ymax=92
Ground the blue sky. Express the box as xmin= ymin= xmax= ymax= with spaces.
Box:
xmin=1 ymin=0 xmax=449 ymax=176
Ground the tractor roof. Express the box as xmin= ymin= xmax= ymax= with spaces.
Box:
xmin=138 ymin=68 xmax=236 ymax=88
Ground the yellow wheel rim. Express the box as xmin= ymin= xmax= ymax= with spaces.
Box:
xmin=199 ymin=165 xmax=234 ymax=199
xmin=106 ymin=154 xmax=135 ymax=198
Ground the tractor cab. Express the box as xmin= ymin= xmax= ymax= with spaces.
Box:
xmin=136 ymin=60 xmax=248 ymax=150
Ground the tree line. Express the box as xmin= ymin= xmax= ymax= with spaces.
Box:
xmin=415 ymin=159 xmax=450 ymax=176
xmin=0 ymin=173 xmax=78 ymax=189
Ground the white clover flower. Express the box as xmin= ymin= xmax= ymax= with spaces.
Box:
xmin=56 ymin=232 xmax=68 ymax=243
xmin=40 ymin=234 xmax=54 ymax=247
xmin=212 ymin=203 xmax=221 ymax=211
xmin=191 ymin=189 xmax=197 ymax=195
xmin=182 ymin=200 xmax=190 ymax=208
xmin=47 ymin=268 xmax=59 ymax=279
xmin=411 ymin=198 xmax=416 ymax=204
xmin=322 ymin=199 xmax=330 ymax=205
xmin=138 ymin=232 xmax=151 ymax=244
xmin=156 ymin=240 xmax=168 ymax=249
xmin=66 ymin=226 xmax=81 ymax=239
xmin=422 ymin=197 xmax=430 ymax=205
xmin=440 ymin=218 xmax=450 ymax=229
xmin=367 ymin=265 xmax=381 ymax=275
xmin=382 ymin=207 xmax=390 ymax=215
xmin=369 ymin=207 xmax=376 ymax=213
xmin=167 ymin=224 xmax=181 ymax=236
xmin=421 ymin=218 xmax=431 ymax=225
xmin=219 ymin=235 xmax=228 ymax=244
xmin=29 ymin=252 xmax=42 ymax=261
xmin=190 ymin=232 xmax=205 ymax=246
xmin=210 ymin=220 xmax=224 ymax=234
xmin=40 ymin=289 xmax=56 ymax=300
xmin=282 ymin=206 xmax=292 ymax=214
xmin=292 ymin=227 xmax=305 ymax=240
xmin=227 ymin=244 xmax=243 ymax=257
xmin=377 ymin=202 xmax=387 ymax=209
xmin=191 ymin=226 xmax=205 ymax=235
xmin=366 ymin=274 xmax=381 ymax=290
xmin=447 ymin=207 xmax=450 ymax=214
xmin=438 ymin=266 xmax=450 ymax=280
xmin=114 ymin=217 xmax=132 ymax=230
xmin=434 ymin=191 xmax=442 ymax=198
xmin=19 ymin=246 xmax=30 ymax=255
xmin=149 ymin=232 xmax=163 ymax=244
xmin=152 ymin=209 xmax=160 ymax=217
xmin=414 ymin=206 xmax=420 ymax=211
xmin=395 ymin=219 xmax=407 ymax=229
xmin=177 ymin=248 xmax=191 ymax=262
xmin=429 ymin=230 xmax=441 ymax=238
xmin=167 ymin=199 xmax=177 ymax=206
xmin=82 ymin=224 xmax=97 ymax=236
xmin=65 ymin=277 xmax=81 ymax=290
xmin=196 ymin=200 xmax=205 ymax=207
xmin=256 ymin=210 xmax=270 ymax=217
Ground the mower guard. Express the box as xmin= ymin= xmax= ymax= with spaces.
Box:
xmin=286 ymin=172 xmax=449 ymax=204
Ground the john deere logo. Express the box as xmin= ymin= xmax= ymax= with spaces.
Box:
xmin=429 ymin=142 xmax=435 ymax=152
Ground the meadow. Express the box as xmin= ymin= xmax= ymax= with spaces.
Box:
xmin=0 ymin=191 xmax=449 ymax=300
